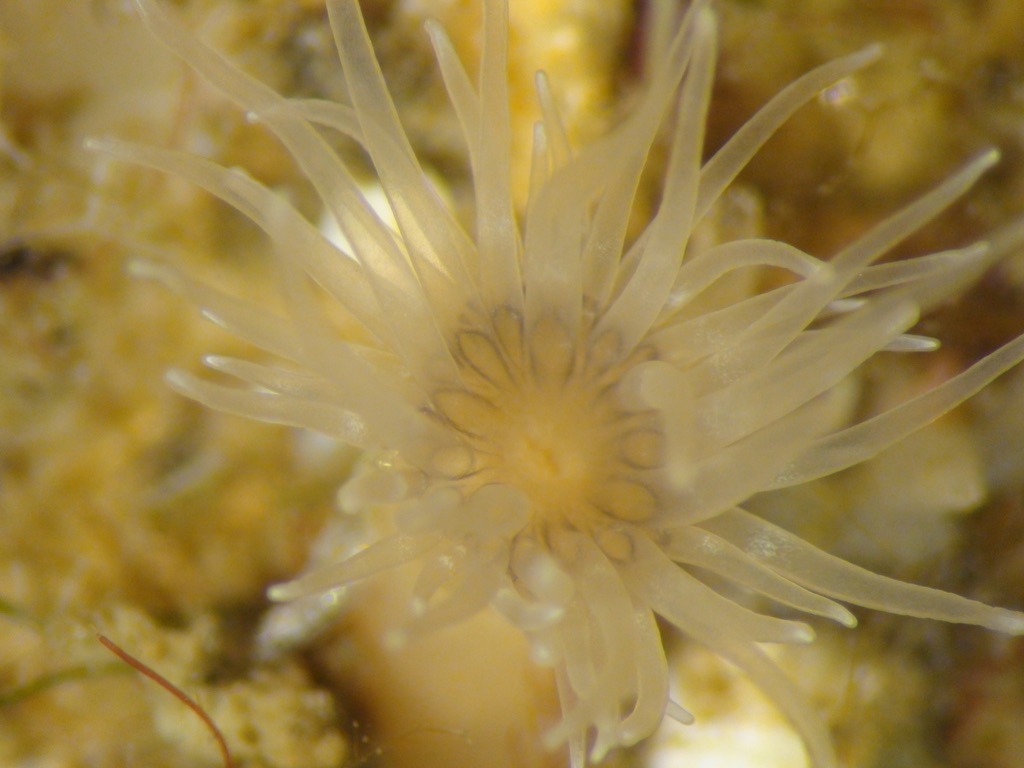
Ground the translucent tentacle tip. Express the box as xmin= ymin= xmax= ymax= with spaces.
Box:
xmin=992 ymin=608 xmax=1024 ymax=635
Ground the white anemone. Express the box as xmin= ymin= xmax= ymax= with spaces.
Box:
xmin=93 ymin=1 xmax=1024 ymax=766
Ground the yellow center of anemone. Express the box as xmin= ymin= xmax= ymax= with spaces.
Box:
xmin=432 ymin=306 xmax=665 ymax=532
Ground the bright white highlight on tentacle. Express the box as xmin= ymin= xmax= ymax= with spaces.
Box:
xmin=94 ymin=0 xmax=1024 ymax=766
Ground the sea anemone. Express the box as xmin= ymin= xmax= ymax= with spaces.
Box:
xmin=91 ymin=0 xmax=1024 ymax=766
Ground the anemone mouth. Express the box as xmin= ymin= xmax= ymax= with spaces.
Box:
xmin=431 ymin=305 xmax=665 ymax=536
